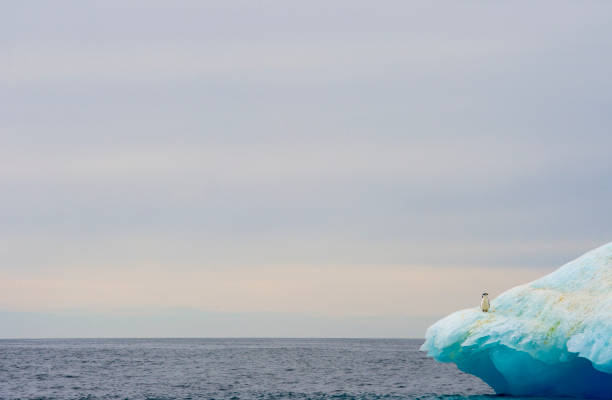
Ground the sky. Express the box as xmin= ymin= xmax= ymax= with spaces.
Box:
xmin=2 ymin=1 xmax=612 ymax=338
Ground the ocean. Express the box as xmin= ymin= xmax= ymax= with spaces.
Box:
xmin=0 ymin=338 xmax=495 ymax=400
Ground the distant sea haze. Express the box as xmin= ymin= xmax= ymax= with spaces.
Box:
xmin=0 ymin=338 xmax=493 ymax=399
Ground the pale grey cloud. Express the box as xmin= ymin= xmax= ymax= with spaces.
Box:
xmin=2 ymin=0 xmax=612 ymax=337
xmin=0 ymin=310 xmax=438 ymax=339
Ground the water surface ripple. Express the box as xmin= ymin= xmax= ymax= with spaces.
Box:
xmin=0 ymin=338 xmax=500 ymax=400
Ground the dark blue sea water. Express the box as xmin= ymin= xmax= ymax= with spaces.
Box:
xmin=0 ymin=338 xmax=495 ymax=400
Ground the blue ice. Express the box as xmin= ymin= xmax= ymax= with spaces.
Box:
xmin=421 ymin=242 xmax=612 ymax=398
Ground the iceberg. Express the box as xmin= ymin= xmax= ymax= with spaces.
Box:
xmin=421 ymin=242 xmax=612 ymax=398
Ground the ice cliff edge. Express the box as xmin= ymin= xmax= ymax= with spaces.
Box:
xmin=421 ymin=242 xmax=612 ymax=398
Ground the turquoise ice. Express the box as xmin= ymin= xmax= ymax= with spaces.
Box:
xmin=421 ymin=242 xmax=612 ymax=398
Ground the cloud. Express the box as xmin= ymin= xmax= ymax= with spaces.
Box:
xmin=0 ymin=264 xmax=554 ymax=318
xmin=4 ymin=35 xmax=517 ymax=88
xmin=0 ymin=309 xmax=438 ymax=338
xmin=0 ymin=137 xmax=588 ymax=184
xmin=2 ymin=1 xmax=612 ymax=337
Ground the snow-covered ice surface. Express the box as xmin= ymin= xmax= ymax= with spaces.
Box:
xmin=421 ymin=242 xmax=612 ymax=398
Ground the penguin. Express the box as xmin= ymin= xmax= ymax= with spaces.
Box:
xmin=481 ymin=292 xmax=490 ymax=312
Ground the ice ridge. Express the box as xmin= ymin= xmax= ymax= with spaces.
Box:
xmin=421 ymin=242 xmax=612 ymax=398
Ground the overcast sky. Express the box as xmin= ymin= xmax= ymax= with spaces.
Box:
xmin=2 ymin=1 xmax=612 ymax=338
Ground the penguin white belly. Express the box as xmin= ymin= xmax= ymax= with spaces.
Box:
xmin=481 ymin=298 xmax=490 ymax=312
